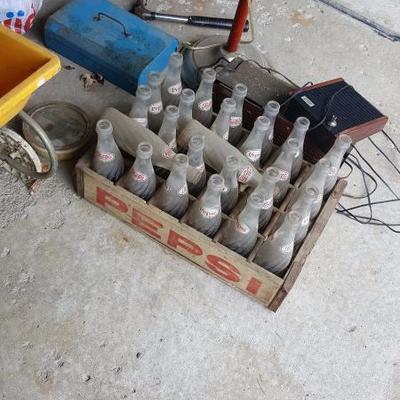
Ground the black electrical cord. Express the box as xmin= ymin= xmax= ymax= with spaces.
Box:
xmin=368 ymin=137 xmax=400 ymax=175
xmin=280 ymin=81 xmax=314 ymax=107
xmin=382 ymin=129 xmax=400 ymax=154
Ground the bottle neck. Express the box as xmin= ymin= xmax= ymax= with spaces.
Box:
xmin=179 ymin=102 xmax=193 ymax=122
xmin=232 ymin=95 xmax=245 ymax=114
xmin=326 ymin=142 xmax=349 ymax=168
xmin=221 ymin=167 xmax=238 ymax=189
xmin=214 ymin=109 xmax=231 ymax=139
xmin=306 ymin=164 xmax=329 ymax=189
xmin=97 ymin=132 xmax=116 ymax=151
xmin=274 ymin=150 xmax=294 ymax=174
xmin=188 ymin=147 xmax=204 ymax=168
xmin=288 ymin=127 xmax=307 ymax=149
xmin=201 ymin=185 xmax=222 ymax=207
xmin=256 ymin=177 xmax=275 ymax=199
xmin=134 ymin=156 xmax=153 ymax=172
xmin=239 ymin=202 xmax=260 ymax=227
xmin=273 ymin=217 xmax=297 ymax=242
xmin=197 ymin=80 xmax=213 ymax=98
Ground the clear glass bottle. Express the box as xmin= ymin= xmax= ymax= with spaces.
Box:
xmin=158 ymin=105 xmax=179 ymax=152
xmin=129 ymin=85 xmax=152 ymax=127
xmin=92 ymin=119 xmax=124 ymax=181
xmin=239 ymin=116 xmax=270 ymax=168
xmin=254 ymin=167 xmax=280 ymax=232
xmin=300 ymin=158 xmax=331 ymax=219
xmin=271 ymin=138 xmax=299 ymax=204
xmin=261 ymin=100 xmax=280 ymax=165
xmin=187 ymin=135 xmax=206 ymax=196
xmin=193 ymin=68 xmax=216 ymax=127
xmin=124 ymin=142 xmax=156 ymax=200
xmin=187 ymin=174 xmax=224 ymax=237
xmin=152 ymin=153 xmax=189 ymax=219
xmin=161 ymin=52 xmax=183 ymax=107
xmin=211 ymin=98 xmax=236 ymax=141
xmin=220 ymin=192 xmax=264 ymax=257
xmin=177 ymin=88 xmax=195 ymax=134
xmin=324 ymin=134 xmax=352 ymax=194
xmin=254 ymin=210 xmax=301 ymax=275
xmin=228 ymin=83 xmax=248 ymax=145
xmin=289 ymin=185 xmax=319 ymax=244
xmin=277 ymin=116 xmax=310 ymax=179
xmin=220 ymin=155 xmax=240 ymax=214
xmin=147 ymin=72 xmax=164 ymax=133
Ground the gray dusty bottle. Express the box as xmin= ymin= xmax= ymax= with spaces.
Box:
xmin=300 ymin=158 xmax=331 ymax=219
xmin=220 ymin=155 xmax=240 ymax=214
xmin=177 ymin=88 xmax=195 ymax=134
xmin=276 ymin=116 xmax=310 ymax=179
xmin=261 ymin=100 xmax=280 ymax=164
xmin=211 ymin=98 xmax=236 ymax=141
xmin=271 ymin=138 xmax=299 ymax=204
xmin=158 ymin=105 xmax=179 ymax=151
xmin=193 ymin=68 xmax=216 ymax=127
xmin=187 ymin=135 xmax=206 ymax=196
xmin=324 ymin=134 xmax=352 ymax=194
xmin=254 ymin=210 xmax=301 ymax=275
xmin=239 ymin=116 xmax=270 ymax=168
xmin=178 ymin=119 xmax=262 ymax=187
xmin=92 ymin=119 xmax=124 ymax=181
xmin=289 ymin=185 xmax=319 ymax=244
xmin=161 ymin=52 xmax=183 ymax=107
xmin=229 ymin=83 xmax=248 ymax=145
xmin=124 ymin=142 xmax=156 ymax=201
xmin=152 ymin=154 xmax=189 ymax=219
xmin=254 ymin=167 xmax=280 ymax=232
xmin=129 ymin=85 xmax=152 ymax=128
xmin=147 ymin=72 xmax=164 ymax=133
xmin=187 ymin=174 xmax=224 ymax=237
xmin=220 ymin=192 xmax=264 ymax=257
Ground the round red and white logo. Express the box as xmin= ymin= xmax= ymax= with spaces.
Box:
xmin=198 ymin=99 xmax=212 ymax=112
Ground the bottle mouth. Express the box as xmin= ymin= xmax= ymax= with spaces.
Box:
xmin=264 ymin=166 xmax=281 ymax=182
xmin=286 ymin=138 xmax=300 ymax=153
xmin=96 ymin=119 xmax=113 ymax=135
xmin=165 ymin=105 xmax=179 ymax=118
xmin=286 ymin=210 xmax=301 ymax=226
xmin=222 ymin=98 xmax=236 ymax=112
xmin=209 ymin=174 xmax=224 ymax=190
xmin=248 ymin=192 xmax=264 ymax=209
xmin=169 ymin=52 xmax=183 ymax=67
xmin=137 ymin=142 xmax=153 ymax=159
xmin=267 ymin=100 xmax=280 ymax=111
xmin=234 ymin=83 xmax=248 ymax=97
xmin=181 ymin=88 xmax=195 ymax=103
xmin=148 ymin=72 xmax=162 ymax=86
xmin=225 ymin=155 xmax=240 ymax=170
xmin=338 ymin=134 xmax=352 ymax=148
xmin=136 ymin=85 xmax=152 ymax=100
xmin=304 ymin=185 xmax=319 ymax=200
xmin=202 ymin=67 xmax=216 ymax=82
xmin=189 ymin=135 xmax=205 ymax=150
xmin=296 ymin=116 xmax=310 ymax=129
xmin=256 ymin=116 xmax=271 ymax=130
xmin=175 ymin=153 xmax=188 ymax=166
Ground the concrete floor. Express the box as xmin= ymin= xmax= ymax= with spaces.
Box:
xmin=1 ymin=0 xmax=400 ymax=399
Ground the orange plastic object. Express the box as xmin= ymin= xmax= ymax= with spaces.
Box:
xmin=0 ymin=25 xmax=60 ymax=127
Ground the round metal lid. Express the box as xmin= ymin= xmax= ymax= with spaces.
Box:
xmin=23 ymin=102 xmax=91 ymax=153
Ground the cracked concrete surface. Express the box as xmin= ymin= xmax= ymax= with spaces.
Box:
xmin=1 ymin=0 xmax=400 ymax=399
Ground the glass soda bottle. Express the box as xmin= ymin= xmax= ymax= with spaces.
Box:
xmin=289 ymin=185 xmax=319 ymax=244
xmin=211 ymin=98 xmax=236 ymax=141
xmin=220 ymin=192 xmax=264 ymax=257
xmin=254 ymin=210 xmax=301 ymax=275
xmin=254 ymin=166 xmax=280 ymax=232
xmin=161 ymin=52 xmax=183 ymax=107
xmin=124 ymin=142 xmax=156 ymax=200
xmin=193 ymin=68 xmax=216 ymax=127
xmin=158 ymin=105 xmax=179 ymax=152
xmin=147 ymin=72 xmax=164 ymax=133
xmin=177 ymin=88 xmax=195 ymax=134
xmin=92 ymin=119 xmax=124 ymax=181
xmin=187 ymin=135 xmax=206 ymax=196
xmin=300 ymin=157 xmax=331 ymax=219
xmin=187 ymin=174 xmax=225 ymax=237
xmin=324 ymin=134 xmax=352 ymax=194
xmin=271 ymin=138 xmax=299 ymax=204
xmin=152 ymin=153 xmax=189 ymax=219
xmin=261 ymin=100 xmax=280 ymax=165
xmin=129 ymin=85 xmax=152 ymax=128
xmin=229 ymin=83 xmax=248 ymax=145
xmin=239 ymin=116 xmax=270 ymax=168
xmin=220 ymin=155 xmax=240 ymax=214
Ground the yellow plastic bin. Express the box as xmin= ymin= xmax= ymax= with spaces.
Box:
xmin=0 ymin=25 xmax=61 ymax=178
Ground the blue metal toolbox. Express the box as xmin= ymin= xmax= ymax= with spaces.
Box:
xmin=44 ymin=0 xmax=179 ymax=93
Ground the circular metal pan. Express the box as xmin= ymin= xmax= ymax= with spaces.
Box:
xmin=23 ymin=102 xmax=91 ymax=161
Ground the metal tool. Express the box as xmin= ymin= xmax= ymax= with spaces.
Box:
xmin=132 ymin=0 xmax=249 ymax=32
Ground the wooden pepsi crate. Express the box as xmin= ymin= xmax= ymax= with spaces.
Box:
xmin=75 ymin=147 xmax=346 ymax=311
